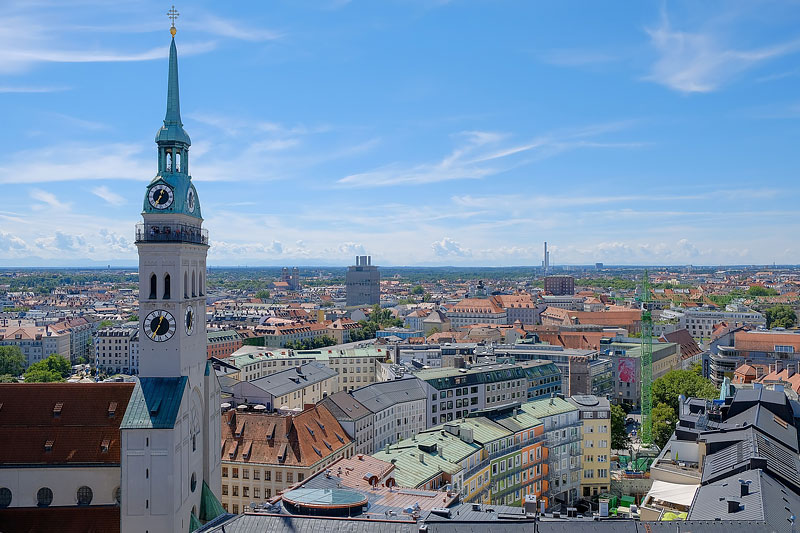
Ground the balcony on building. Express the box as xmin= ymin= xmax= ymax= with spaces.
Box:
xmin=135 ymin=223 xmax=208 ymax=245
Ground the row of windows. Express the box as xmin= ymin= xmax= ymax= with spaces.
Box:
xmin=148 ymin=270 xmax=204 ymax=300
xmin=222 ymin=467 xmax=305 ymax=484
xmin=0 ymin=486 xmax=112 ymax=508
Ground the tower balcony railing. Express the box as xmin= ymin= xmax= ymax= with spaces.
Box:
xmin=135 ymin=223 xmax=208 ymax=245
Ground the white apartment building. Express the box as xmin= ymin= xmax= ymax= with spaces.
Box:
xmin=223 ymin=345 xmax=386 ymax=392
xmin=351 ymin=378 xmax=428 ymax=453
xmin=93 ymin=324 xmax=139 ymax=375
xmin=679 ymin=309 xmax=765 ymax=339
xmin=446 ymin=298 xmax=507 ymax=328
xmin=0 ymin=325 xmax=70 ymax=367
xmin=415 ymin=363 xmax=528 ymax=427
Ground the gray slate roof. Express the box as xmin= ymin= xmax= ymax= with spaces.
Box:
xmin=321 ymin=391 xmax=371 ymax=422
xmin=247 ymin=362 xmax=337 ymax=397
xmin=351 ymin=378 xmax=428 ymax=414
xmin=689 ymin=468 xmax=800 ymax=531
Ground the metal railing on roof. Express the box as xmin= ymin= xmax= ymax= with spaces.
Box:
xmin=135 ymin=223 xmax=208 ymax=245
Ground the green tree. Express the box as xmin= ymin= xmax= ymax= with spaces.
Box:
xmin=24 ymin=354 xmax=72 ymax=380
xmin=689 ymin=362 xmax=703 ymax=377
xmin=747 ymin=285 xmax=778 ymax=297
xmin=0 ymin=345 xmax=26 ymax=376
xmin=99 ymin=320 xmax=114 ymax=328
xmin=127 ymin=314 xmax=138 ymax=322
xmin=765 ymin=305 xmax=797 ymax=329
xmin=652 ymin=368 xmax=718 ymax=416
xmin=611 ymin=404 xmax=630 ymax=450
xmin=0 ymin=374 xmax=18 ymax=383
xmin=23 ymin=369 xmax=65 ymax=383
xmin=411 ymin=285 xmax=425 ymax=295
xmin=652 ymin=403 xmax=678 ymax=448
xmin=255 ymin=290 xmax=271 ymax=300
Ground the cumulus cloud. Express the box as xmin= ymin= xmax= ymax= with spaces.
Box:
xmin=432 ymin=237 xmax=470 ymax=257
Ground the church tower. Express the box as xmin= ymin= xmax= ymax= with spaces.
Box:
xmin=121 ymin=14 xmax=223 ymax=533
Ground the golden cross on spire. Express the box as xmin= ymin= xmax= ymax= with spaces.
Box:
xmin=167 ymin=5 xmax=179 ymax=36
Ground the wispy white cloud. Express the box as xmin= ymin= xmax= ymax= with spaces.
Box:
xmin=30 ymin=188 xmax=71 ymax=211
xmin=186 ymin=14 xmax=282 ymax=42
xmin=0 ymin=143 xmax=151 ymax=184
xmin=0 ymin=85 xmax=69 ymax=93
xmin=644 ymin=10 xmax=800 ymax=93
xmin=337 ymin=123 xmax=643 ymax=188
xmin=91 ymin=185 xmax=125 ymax=206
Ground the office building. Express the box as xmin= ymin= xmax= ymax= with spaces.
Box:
xmin=544 ymin=275 xmax=575 ymax=296
xmin=346 ymin=256 xmax=380 ymax=307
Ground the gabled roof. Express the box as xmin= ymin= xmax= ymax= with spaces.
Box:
xmin=351 ymin=378 xmax=427 ymax=413
xmin=121 ymin=376 xmax=187 ymax=430
xmin=221 ymin=405 xmax=352 ymax=467
xmin=321 ymin=391 xmax=371 ymax=422
xmin=0 ymin=382 xmax=134 ymax=465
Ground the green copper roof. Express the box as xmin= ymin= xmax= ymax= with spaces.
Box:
xmin=199 ymin=481 xmax=226 ymax=522
xmin=121 ymin=376 xmax=187 ymax=429
xmin=189 ymin=511 xmax=202 ymax=532
xmin=143 ymin=35 xmax=202 ymax=220
xmin=156 ymin=37 xmax=191 ymax=146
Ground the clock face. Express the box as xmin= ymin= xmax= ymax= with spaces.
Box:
xmin=186 ymin=188 xmax=196 ymax=213
xmin=144 ymin=310 xmax=176 ymax=342
xmin=148 ymin=184 xmax=174 ymax=210
xmin=185 ymin=305 xmax=195 ymax=335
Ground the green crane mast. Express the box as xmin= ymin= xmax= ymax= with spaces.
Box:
xmin=638 ymin=270 xmax=653 ymax=445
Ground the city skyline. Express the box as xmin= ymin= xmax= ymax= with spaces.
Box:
xmin=1 ymin=1 xmax=799 ymax=267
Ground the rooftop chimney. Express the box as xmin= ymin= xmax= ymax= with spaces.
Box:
xmin=727 ymin=500 xmax=741 ymax=513
xmin=739 ymin=479 xmax=752 ymax=497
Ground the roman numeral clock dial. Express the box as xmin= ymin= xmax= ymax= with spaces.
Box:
xmin=144 ymin=310 xmax=176 ymax=342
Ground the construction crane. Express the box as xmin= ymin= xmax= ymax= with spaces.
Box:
xmin=637 ymin=270 xmax=653 ymax=445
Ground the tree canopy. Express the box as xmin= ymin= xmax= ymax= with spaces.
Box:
xmin=652 ymin=403 xmax=678 ymax=448
xmin=765 ymin=305 xmax=797 ymax=329
xmin=747 ymin=285 xmax=778 ymax=297
xmin=611 ymin=404 xmax=630 ymax=450
xmin=0 ymin=346 xmax=26 ymax=377
xmin=23 ymin=354 xmax=71 ymax=383
xmin=652 ymin=368 xmax=718 ymax=416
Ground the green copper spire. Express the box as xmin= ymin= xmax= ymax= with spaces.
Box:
xmin=155 ymin=35 xmax=191 ymax=146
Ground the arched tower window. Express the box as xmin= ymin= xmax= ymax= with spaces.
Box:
xmin=163 ymin=274 xmax=171 ymax=300
xmin=192 ymin=271 xmax=196 ymax=298
xmin=149 ymin=274 xmax=157 ymax=300
xmin=184 ymin=271 xmax=188 ymax=298
xmin=199 ymin=273 xmax=204 ymax=296
xmin=166 ymin=150 xmax=172 ymax=172
xmin=175 ymin=151 xmax=181 ymax=173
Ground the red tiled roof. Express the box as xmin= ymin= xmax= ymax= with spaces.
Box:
xmin=0 ymin=383 xmax=134 ymax=465
xmin=661 ymin=329 xmax=703 ymax=359
xmin=221 ymin=405 xmax=352 ymax=467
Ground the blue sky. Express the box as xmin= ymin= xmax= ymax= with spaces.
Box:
xmin=1 ymin=0 xmax=799 ymax=267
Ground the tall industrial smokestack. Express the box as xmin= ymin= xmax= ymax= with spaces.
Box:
xmin=543 ymin=241 xmax=550 ymax=276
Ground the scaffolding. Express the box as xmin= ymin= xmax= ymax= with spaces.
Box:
xmin=638 ymin=270 xmax=653 ymax=445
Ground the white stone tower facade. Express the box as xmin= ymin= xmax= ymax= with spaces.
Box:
xmin=120 ymin=25 xmax=222 ymax=533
